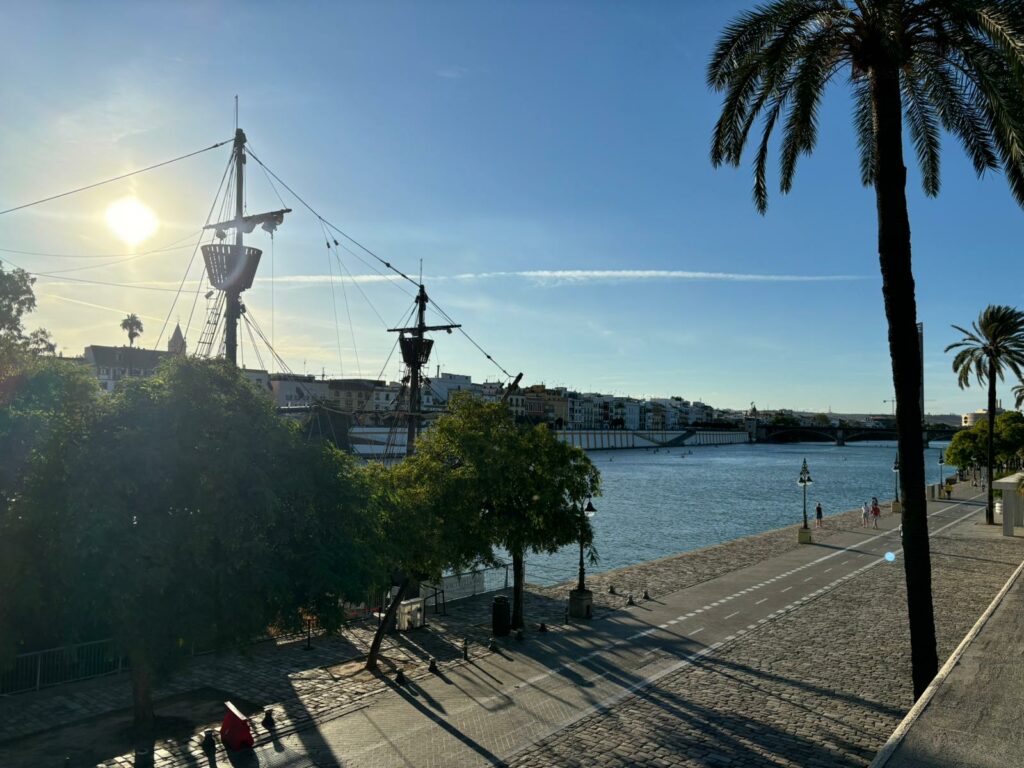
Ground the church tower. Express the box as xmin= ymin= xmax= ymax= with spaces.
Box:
xmin=168 ymin=323 xmax=186 ymax=356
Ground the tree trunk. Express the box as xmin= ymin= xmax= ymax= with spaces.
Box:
xmin=365 ymin=577 xmax=409 ymax=671
xmin=511 ymin=550 xmax=525 ymax=630
xmin=129 ymin=648 xmax=154 ymax=737
xmin=987 ymin=360 xmax=996 ymax=524
xmin=870 ymin=63 xmax=938 ymax=700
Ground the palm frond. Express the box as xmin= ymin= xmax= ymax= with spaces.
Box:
xmin=852 ymin=75 xmax=877 ymax=186
xmin=902 ymin=65 xmax=943 ymax=195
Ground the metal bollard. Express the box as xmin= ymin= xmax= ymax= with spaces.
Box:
xmin=462 ymin=638 xmax=469 ymax=660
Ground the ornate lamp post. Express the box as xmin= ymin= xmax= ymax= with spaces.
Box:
xmin=892 ymin=454 xmax=901 ymax=511
xmin=798 ymin=459 xmax=813 ymax=544
xmin=569 ymin=499 xmax=597 ymax=618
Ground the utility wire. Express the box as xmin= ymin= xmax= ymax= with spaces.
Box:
xmin=0 ymin=233 xmax=201 ymax=260
xmin=0 ymin=139 xmax=232 ymax=216
xmin=35 ymin=234 xmax=203 ymax=275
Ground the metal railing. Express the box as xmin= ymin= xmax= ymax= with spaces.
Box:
xmin=421 ymin=561 xmax=512 ymax=610
xmin=0 ymin=639 xmax=127 ymax=695
xmin=1 ymin=564 xmax=512 ymax=696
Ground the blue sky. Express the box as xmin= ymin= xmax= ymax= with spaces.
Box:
xmin=2 ymin=1 xmax=1023 ymax=414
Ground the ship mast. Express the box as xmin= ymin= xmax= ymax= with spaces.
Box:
xmin=201 ymin=128 xmax=291 ymax=366
xmin=388 ymin=284 xmax=459 ymax=455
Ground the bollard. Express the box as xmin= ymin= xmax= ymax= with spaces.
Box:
xmin=539 ymin=622 xmax=548 ymax=633
xmin=627 ymin=593 xmax=636 ymax=606
xmin=201 ymin=729 xmax=217 ymax=754
xmin=515 ymin=629 xmax=524 ymax=642
xmin=462 ymin=638 xmax=469 ymax=660
xmin=428 ymin=657 xmax=438 ymax=673
xmin=261 ymin=709 xmax=275 ymax=730
xmin=488 ymin=637 xmax=498 ymax=652
xmin=643 ymin=589 xmax=651 ymax=601
xmin=395 ymin=668 xmax=406 ymax=686
xmin=608 ymin=584 xmax=617 ymax=595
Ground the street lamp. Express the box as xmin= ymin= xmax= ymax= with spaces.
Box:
xmin=576 ymin=500 xmax=597 ymax=592
xmin=938 ymin=450 xmax=945 ymax=486
xmin=569 ymin=499 xmax=597 ymax=619
xmin=892 ymin=454 xmax=901 ymax=505
xmin=798 ymin=459 xmax=812 ymax=543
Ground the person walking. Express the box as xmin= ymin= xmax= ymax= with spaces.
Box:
xmin=871 ymin=498 xmax=881 ymax=529
xmin=862 ymin=501 xmax=870 ymax=528
xmin=815 ymin=501 xmax=823 ymax=529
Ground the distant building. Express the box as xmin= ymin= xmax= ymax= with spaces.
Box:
xmin=83 ymin=323 xmax=188 ymax=392
xmin=963 ymin=408 xmax=1003 ymax=427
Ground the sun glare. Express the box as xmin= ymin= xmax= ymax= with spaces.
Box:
xmin=105 ymin=196 xmax=159 ymax=246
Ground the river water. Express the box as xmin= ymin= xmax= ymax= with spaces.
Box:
xmin=525 ymin=441 xmax=950 ymax=586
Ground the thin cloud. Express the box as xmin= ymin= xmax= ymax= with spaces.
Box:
xmin=450 ymin=269 xmax=866 ymax=284
xmin=262 ymin=269 xmax=867 ymax=287
xmin=36 ymin=269 xmax=867 ymax=293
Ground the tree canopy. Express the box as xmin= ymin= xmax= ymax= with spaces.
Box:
xmin=0 ymin=357 xmax=376 ymax=733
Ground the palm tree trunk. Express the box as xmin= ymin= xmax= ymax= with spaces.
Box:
xmin=871 ymin=63 xmax=938 ymax=700
xmin=365 ymin=577 xmax=409 ymax=671
xmin=987 ymin=359 xmax=997 ymax=525
xmin=511 ymin=549 xmax=525 ymax=630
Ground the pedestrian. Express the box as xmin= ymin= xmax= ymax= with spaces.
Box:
xmin=871 ymin=498 xmax=881 ymax=529
xmin=815 ymin=501 xmax=823 ymax=529
xmin=862 ymin=501 xmax=870 ymax=527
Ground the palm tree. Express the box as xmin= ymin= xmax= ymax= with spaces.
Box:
xmin=120 ymin=314 xmax=143 ymax=348
xmin=709 ymin=1 xmax=1024 ymax=699
xmin=946 ymin=305 xmax=1024 ymax=524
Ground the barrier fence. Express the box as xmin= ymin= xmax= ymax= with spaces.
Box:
xmin=1 ymin=561 xmax=514 ymax=696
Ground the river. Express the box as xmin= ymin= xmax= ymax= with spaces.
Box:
xmin=525 ymin=441 xmax=951 ymax=586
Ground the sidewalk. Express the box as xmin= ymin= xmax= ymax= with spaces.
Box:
xmin=872 ymin=527 xmax=1024 ymax=768
xmin=3 ymin=485 xmax=1021 ymax=767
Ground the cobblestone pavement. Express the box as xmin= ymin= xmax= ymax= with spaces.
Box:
xmin=510 ymin=502 xmax=1022 ymax=767
xmin=4 ymin=489 xmax=1019 ymax=768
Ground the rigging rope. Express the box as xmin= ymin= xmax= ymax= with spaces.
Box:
xmin=245 ymin=148 xmax=419 ymax=289
xmin=0 ymin=139 xmax=232 ymax=216
xmin=156 ymin=150 xmax=234 ymax=350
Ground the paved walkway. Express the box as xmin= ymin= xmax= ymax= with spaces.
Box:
xmin=873 ymin=535 xmax=1024 ymax=768
xmin=4 ymin=485 xmax=1020 ymax=767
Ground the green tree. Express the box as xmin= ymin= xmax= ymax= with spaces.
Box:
xmin=425 ymin=396 xmax=600 ymax=630
xmin=994 ymin=411 xmax=1024 ymax=468
xmin=2 ymin=358 xmax=375 ymax=735
xmin=945 ymin=425 xmax=982 ymax=471
xmin=120 ymin=313 xmax=143 ymax=348
xmin=0 ymin=264 xmax=36 ymax=339
xmin=361 ymin=447 xmax=494 ymax=671
xmin=946 ymin=305 xmax=1024 ymax=523
xmin=709 ymin=0 xmax=1024 ymax=700
xmin=0 ymin=263 xmax=55 ymax=355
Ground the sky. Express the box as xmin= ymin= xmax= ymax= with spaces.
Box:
xmin=2 ymin=0 xmax=1023 ymax=415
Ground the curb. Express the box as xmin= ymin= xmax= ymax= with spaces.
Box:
xmin=868 ymin=554 xmax=1024 ymax=768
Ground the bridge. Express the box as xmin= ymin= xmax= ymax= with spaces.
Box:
xmin=755 ymin=424 xmax=961 ymax=446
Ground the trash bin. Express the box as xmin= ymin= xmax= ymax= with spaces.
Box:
xmin=492 ymin=595 xmax=511 ymax=637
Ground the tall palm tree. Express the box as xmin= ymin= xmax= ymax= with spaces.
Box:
xmin=120 ymin=314 xmax=143 ymax=348
xmin=709 ymin=0 xmax=1024 ymax=699
xmin=946 ymin=305 xmax=1024 ymax=523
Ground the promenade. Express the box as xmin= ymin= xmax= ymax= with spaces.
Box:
xmin=3 ymin=484 xmax=1020 ymax=767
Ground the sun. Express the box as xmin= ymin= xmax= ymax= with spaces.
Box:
xmin=105 ymin=196 xmax=159 ymax=246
